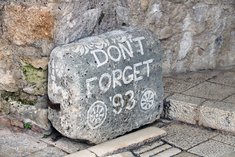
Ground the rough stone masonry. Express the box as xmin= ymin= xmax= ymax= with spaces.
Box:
xmin=48 ymin=27 xmax=163 ymax=144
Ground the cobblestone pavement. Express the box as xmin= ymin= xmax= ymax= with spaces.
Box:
xmin=1 ymin=68 xmax=235 ymax=157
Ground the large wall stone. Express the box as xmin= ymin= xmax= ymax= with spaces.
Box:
xmin=48 ymin=27 xmax=163 ymax=143
xmin=3 ymin=4 xmax=54 ymax=46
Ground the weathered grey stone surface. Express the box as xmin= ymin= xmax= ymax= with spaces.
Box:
xmin=139 ymin=144 xmax=177 ymax=157
xmin=48 ymin=27 xmax=163 ymax=143
xmin=0 ymin=0 xmax=235 ymax=134
xmin=41 ymin=137 xmax=89 ymax=154
xmin=66 ymin=150 xmax=96 ymax=157
xmin=88 ymin=127 xmax=166 ymax=156
xmin=9 ymin=101 xmax=51 ymax=132
xmin=199 ymin=101 xmax=235 ymax=133
xmin=208 ymin=71 xmax=235 ymax=87
xmin=165 ymin=94 xmax=206 ymax=124
xmin=107 ymin=152 xmax=135 ymax=157
xmin=27 ymin=146 xmax=67 ymax=157
xmin=183 ymin=81 xmax=235 ymax=101
xmin=224 ymin=94 xmax=235 ymax=104
xmin=0 ymin=129 xmax=48 ymax=157
xmin=163 ymin=77 xmax=195 ymax=93
xmin=188 ymin=140 xmax=235 ymax=157
xmin=174 ymin=152 xmax=199 ymax=157
xmin=133 ymin=141 xmax=163 ymax=154
xmin=213 ymin=133 xmax=235 ymax=147
xmin=162 ymin=123 xmax=218 ymax=150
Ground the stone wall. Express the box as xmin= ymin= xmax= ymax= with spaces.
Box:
xmin=0 ymin=0 xmax=234 ymax=110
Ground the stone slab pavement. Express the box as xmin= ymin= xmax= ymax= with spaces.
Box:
xmin=163 ymin=68 xmax=235 ymax=134
xmin=1 ymin=120 xmax=235 ymax=157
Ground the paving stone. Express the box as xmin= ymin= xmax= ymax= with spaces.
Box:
xmin=164 ymin=77 xmax=196 ymax=93
xmin=169 ymin=70 xmax=219 ymax=84
xmin=48 ymin=27 xmax=164 ymax=144
xmin=213 ymin=133 xmax=235 ymax=147
xmin=40 ymin=137 xmax=89 ymax=153
xmin=183 ymin=81 xmax=235 ymax=101
xmin=151 ymin=147 xmax=181 ymax=157
xmin=199 ymin=101 xmax=235 ymax=133
xmin=208 ymin=71 xmax=235 ymax=87
xmin=188 ymin=140 xmax=235 ymax=157
xmin=165 ymin=94 xmax=206 ymax=124
xmin=140 ymin=144 xmax=172 ymax=157
xmin=87 ymin=127 xmax=166 ymax=156
xmin=0 ymin=132 xmax=47 ymax=157
xmin=26 ymin=146 xmax=67 ymax=157
xmin=133 ymin=141 xmax=164 ymax=154
xmin=107 ymin=152 xmax=135 ymax=157
xmin=224 ymin=94 xmax=235 ymax=104
xmin=162 ymin=123 xmax=218 ymax=150
xmin=174 ymin=152 xmax=199 ymax=157
xmin=65 ymin=149 xmax=96 ymax=157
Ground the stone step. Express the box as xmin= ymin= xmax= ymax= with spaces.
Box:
xmin=164 ymin=93 xmax=235 ymax=134
xmin=66 ymin=127 xmax=166 ymax=157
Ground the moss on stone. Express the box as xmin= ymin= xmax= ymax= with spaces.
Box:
xmin=0 ymin=91 xmax=36 ymax=105
xmin=18 ymin=99 xmax=36 ymax=105
xmin=1 ymin=91 xmax=20 ymax=102
xmin=22 ymin=62 xmax=48 ymax=95
xmin=22 ymin=63 xmax=47 ymax=85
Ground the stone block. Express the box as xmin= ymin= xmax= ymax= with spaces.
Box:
xmin=199 ymin=101 xmax=235 ymax=133
xmin=52 ymin=2 xmax=101 ymax=45
xmin=87 ymin=127 xmax=166 ymax=156
xmin=3 ymin=4 xmax=54 ymax=45
xmin=162 ymin=123 xmax=218 ymax=150
xmin=188 ymin=140 xmax=235 ymax=157
xmin=183 ymin=82 xmax=235 ymax=101
xmin=48 ymin=27 xmax=163 ymax=143
xmin=165 ymin=94 xmax=206 ymax=124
